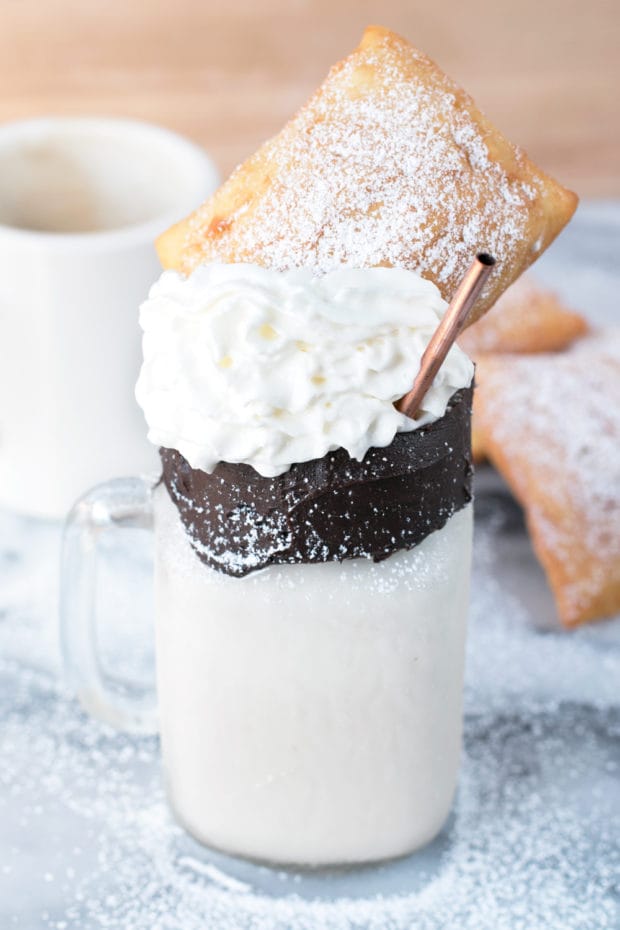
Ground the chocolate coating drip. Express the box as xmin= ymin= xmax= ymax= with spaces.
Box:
xmin=160 ymin=385 xmax=473 ymax=577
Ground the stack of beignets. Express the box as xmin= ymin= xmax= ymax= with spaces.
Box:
xmin=460 ymin=277 xmax=589 ymax=462
xmin=474 ymin=334 xmax=620 ymax=627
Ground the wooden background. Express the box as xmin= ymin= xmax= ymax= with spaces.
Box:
xmin=0 ymin=0 xmax=618 ymax=196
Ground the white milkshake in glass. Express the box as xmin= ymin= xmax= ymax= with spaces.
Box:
xmin=136 ymin=262 xmax=475 ymax=866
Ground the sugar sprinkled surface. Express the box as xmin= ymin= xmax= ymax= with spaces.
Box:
xmin=2 ymin=205 xmax=619 ymax=928
xmin=1 ymin=476 xmax=619 ymax=930
xmin=183 ymin=32 xmax=550 ymax=316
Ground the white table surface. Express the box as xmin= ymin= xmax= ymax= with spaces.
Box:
xmin=1 ymin=201 xmax=619 ymax=930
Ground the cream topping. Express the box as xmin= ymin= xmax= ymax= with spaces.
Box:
xmin=135 ymin=263 xmax=473 ymax=477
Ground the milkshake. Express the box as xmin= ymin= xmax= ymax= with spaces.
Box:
xmin=60 ymin=21 xmax=577 ymax=868
xmin=136 ymin=262 xmax=474 ymax=865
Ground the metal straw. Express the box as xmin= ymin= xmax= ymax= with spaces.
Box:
xmin=396 ymin=253 xmax=496 ymax=419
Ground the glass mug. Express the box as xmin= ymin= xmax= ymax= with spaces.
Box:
xmin=61 ymin=476 xmax=472 ymax=866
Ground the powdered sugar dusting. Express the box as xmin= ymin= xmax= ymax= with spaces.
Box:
xmin=459 ymin=275 xmax=587 ymax=355
xmin=158 ymin=482 xmax=470 ymax=598
xmin=476 ymin=330 xmax=620 ymax=623
xmin=183 ymin=35 xmax=546 ymax=315
xmin=3 ymin=198 xmax=618 ymax=930
xmin=1 ymin=499 xmax=619 ymax=929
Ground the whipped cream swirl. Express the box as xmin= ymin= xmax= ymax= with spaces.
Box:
xmin=136 ymin=263 xmax=473 ymax=477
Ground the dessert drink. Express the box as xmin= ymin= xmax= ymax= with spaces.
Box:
xmin=154 ymin=485 xmax=472 ymax=864
xmin=133 ymin=262 xmax=475 ymax=864
xmin=61 ymin=26 xmax=577 ymax=866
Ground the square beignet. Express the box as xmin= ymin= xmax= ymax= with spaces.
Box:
xmin=157 ymin=26 xmax=577 ymax=326
xmin=462 ymin=278 xmax=589 ymax=462
xmin=474 ymin=333 xmax=620 ymax=627
xmin=460 ymin=277 xmax=588 ymax=356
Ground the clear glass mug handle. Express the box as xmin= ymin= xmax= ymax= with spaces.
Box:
xmin=60 ymin=476 xmax=158 ymax=734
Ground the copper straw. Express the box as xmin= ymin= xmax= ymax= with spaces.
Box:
xmin=396 ymin=253 xmax=496 ymax=420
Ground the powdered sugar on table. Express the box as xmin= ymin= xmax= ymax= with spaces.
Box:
xmin=1 ymin=204 xmax=619 ymax=929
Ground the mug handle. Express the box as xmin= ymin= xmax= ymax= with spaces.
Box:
xmin=60 ymin=476 xmax=158 ymax=735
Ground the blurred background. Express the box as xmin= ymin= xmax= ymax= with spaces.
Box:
xmin=1 ymin=0 xmax=618 ymax=196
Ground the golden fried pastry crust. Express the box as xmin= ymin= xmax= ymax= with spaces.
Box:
xmin=460 ymin=277 xmax=588 ymax=356
xmin=474 ymin=333 xmax=620 ymax=627
xmin=157 ymin=26 xmax=577 ymax=325
xmin=462 ymin=277 xmax=589 ymax=462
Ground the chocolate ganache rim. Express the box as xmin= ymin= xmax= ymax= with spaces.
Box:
xmin=160 ymin=384 xmax=473 ymax=577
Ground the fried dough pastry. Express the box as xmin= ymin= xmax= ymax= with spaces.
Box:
xmin=157 ymin=26 xmax=577 ymax=325
xmin=474 ymin=332 xmax=620 ymax=627
xmin=462 ymin=277 xmax=589 ymax=461
xmin=459 ymin=277 xmax=588 ymax=356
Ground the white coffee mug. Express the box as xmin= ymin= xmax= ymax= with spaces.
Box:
xmin=0 ymin=117 xmax=219 ymax=518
